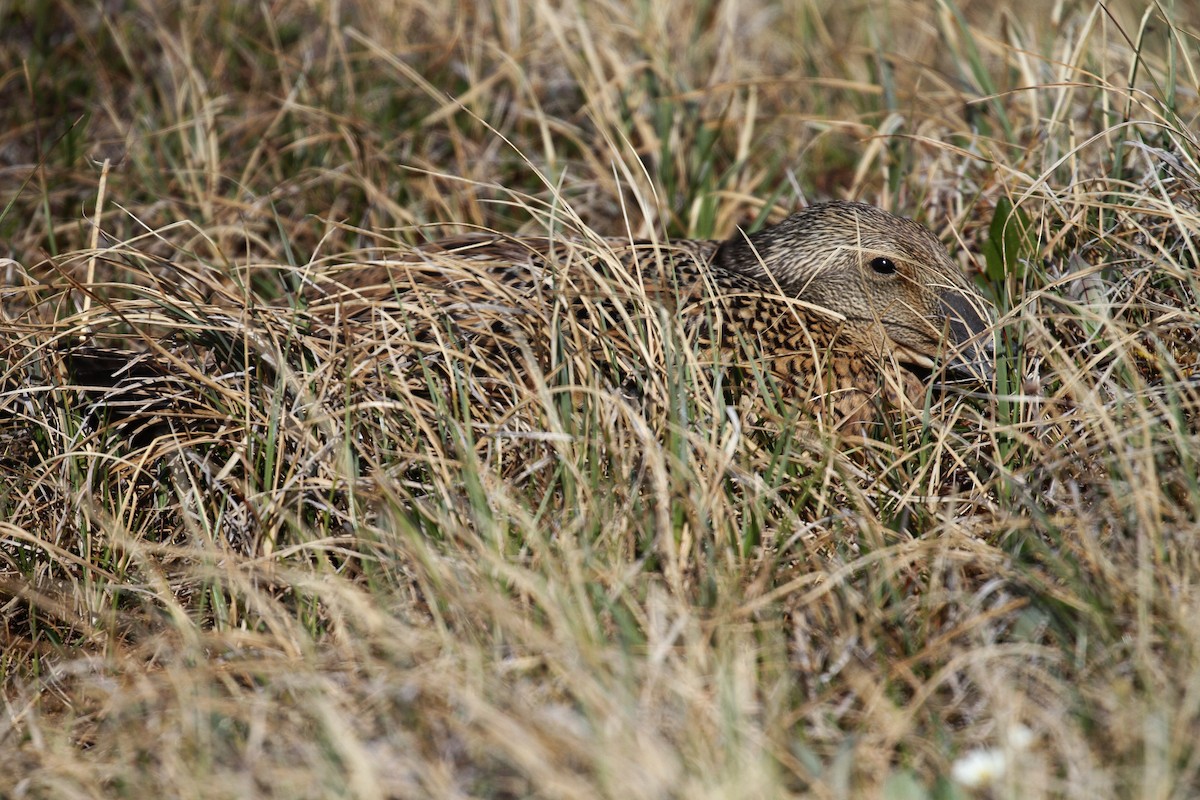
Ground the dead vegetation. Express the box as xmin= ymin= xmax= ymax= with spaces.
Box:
xmin=3 ymin=0 xmax=1200 ymax=797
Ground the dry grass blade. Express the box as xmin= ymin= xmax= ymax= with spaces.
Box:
xmin=3 ymin=1 xmax=1200 ymax=798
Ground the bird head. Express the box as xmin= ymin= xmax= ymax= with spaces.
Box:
xmin=716 ymin=201 xmax=996 ymax=384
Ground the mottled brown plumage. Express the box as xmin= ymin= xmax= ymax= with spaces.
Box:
xmin=299 ymin=201 xmax=996 ymax=424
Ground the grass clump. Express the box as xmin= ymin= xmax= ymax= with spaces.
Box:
xmin=3 ymin=0 xmax=1200 ymax=797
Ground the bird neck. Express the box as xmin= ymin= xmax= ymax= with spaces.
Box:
xmin=712 ymin=228 xmax=776 ymax=285
xmin=712 ymin=228 xmax=881 ymax=347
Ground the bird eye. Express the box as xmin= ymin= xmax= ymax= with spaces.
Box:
xmin=870 ymin=257 xmax=897 ymax=275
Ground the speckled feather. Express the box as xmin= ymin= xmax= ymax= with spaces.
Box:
xmin=298 ymin=202 xmax=996 ymax=424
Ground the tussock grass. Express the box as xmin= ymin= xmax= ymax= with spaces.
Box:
xmin=3 ymin=0 xmax=1200 ymax=797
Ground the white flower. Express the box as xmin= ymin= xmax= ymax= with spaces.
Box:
xmin=1006 ymin=724 xmax=1034 ymax=751
xmin=951 ymin=748 xmax=1008 ymax=788
xmin=950 ymin=725 xmax=1036 ymax=790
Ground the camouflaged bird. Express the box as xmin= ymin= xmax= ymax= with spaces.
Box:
xmin=299 ymin=201 xmax=996 ymax=425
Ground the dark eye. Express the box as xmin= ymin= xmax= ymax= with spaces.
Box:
xmin=870 ymin=257 xmax=897 ymax=275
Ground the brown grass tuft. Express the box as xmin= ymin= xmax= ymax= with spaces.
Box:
xmin=3 ymin=0 xmax=1200 ymax=796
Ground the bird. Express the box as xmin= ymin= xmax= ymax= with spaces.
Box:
xmin=55 ymin=201 xmax=994 ymax=438
xmin=294 ymin=200 xmax=996 ymax=426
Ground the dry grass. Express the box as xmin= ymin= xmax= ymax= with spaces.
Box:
xmin=3 ymin=0 xmax=1200 ymax=797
